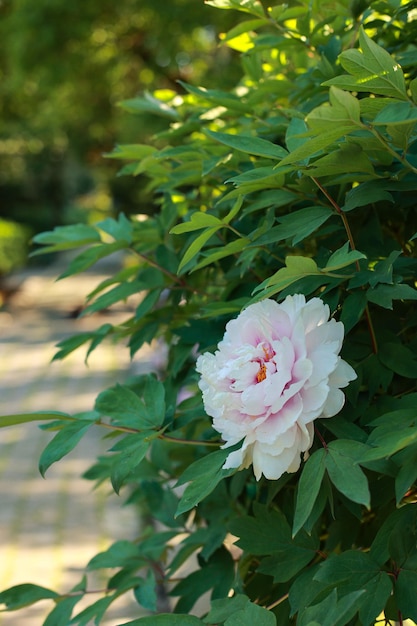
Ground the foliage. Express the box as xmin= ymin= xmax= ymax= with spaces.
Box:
xmin=2 ymin=0 xmax=417 ymax=624
xmin=0 ymin=0 xmax=238 ymax=235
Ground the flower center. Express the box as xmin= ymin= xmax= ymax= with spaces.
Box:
xmin=256 ymin=363 xmax=267 ymax=383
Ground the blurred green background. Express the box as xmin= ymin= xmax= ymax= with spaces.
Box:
xmin=0 ymin=0 xmax=238 ymax=285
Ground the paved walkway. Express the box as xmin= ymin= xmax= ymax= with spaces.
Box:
xmin=0 ymin=262 xmax=157 ymax=625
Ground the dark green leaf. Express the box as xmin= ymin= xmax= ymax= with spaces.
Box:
xmin=293 ymin=449 xmax=326 ymax=536
xmin=95 ymin=384 xmax=155 ymax=429
xmin=134 ymin=569 xmax=157 ymax=612
xmin=110 ymin=432 xmax=154 ymax=493
xmin=0 ymin=584 xmax=58 ymax=610
xmin=395 ymin=570 xmax=417 ymax=621
xmin=39 ymin=420 xmax=93 ymax=477
xmin=58 ymin=241 xmax=128 ymax=279
xmin=325 ymin=440 xmax=370 ymax=508
xmin=203 ymin=594 xmax=250 ymax=623
xmin=367 ymin=283 xmax=417 ymax=309
xmin=87 ymin=540 xmax=139 ymax=570
xmin=0 ymin=411 xmax=73 ymax=428
xmin=378 ymin=342 xmax=417 ymax=378
xmin=175 ymin=448 xmax=236 ymax=516
xmin=225 ymin=601 xmax=276 ymax=625
xmin=119 ymin=616 xmax=203 ymax=626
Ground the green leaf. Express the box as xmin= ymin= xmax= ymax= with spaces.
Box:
xmin=175 ymin=448 xmax=236 ymax=516
xmin=0 ymin=411 xmax=73 ymax=428
xmin=170 ymin=212 xmax=222 ymax=234
xmin=39 ymin=420 xmax=92 ymax=477
xmin=32 ymin=223 xmax=100 ymax=248
xmin=120 ymin=614 xmax=203 ymax=625
xmin=324 ymin=243 xmax=366 ymax=272
xmin=313 ymin=551 xmax=392 ymax=625
xmin=378 ymin=342 xmax=417 ymax=378
xmin=70 ymin=594 xmax=115 ymax=626
xmin=298 ymin=589 xmax=364 ymax=626
xmin=95 ymin=384 xmax=156 ymax=429
xmin=323 ymin=28 xmax=408 ymax=100
xmin=96 ymin=212 xmax=133 ymax=242
xmin=119 ymin=93 xmax=179 ymax=120
xmin=395 ymin=570 xmax=417 ymax=621
xmin=373 ymin=101 xmax=417 ymax=125
xmin=306 ymin=87 xmax=361 ymax=132
xmin=340 ymin=291 xmax=367 ymax=333
xmin=58 ymin=241 xmax=128 ymax=279
xmin=105 ymin=144 xmax=157 ymax=160
xmin=43 ymin=578 xmax=87 ymax=626
xmin=81 ymin=279 xmax=148 ymax=317
xmin=325 ymin=440 xmax=370 ymax=508
xmin=230 ymin=504 xmax=292 ymax=554
xmin=192 ymin=237 xmax=249 ymax=271
xmin=253 ymin=256 xmax=320 ymax=295
xmin=205 ymin=129 xmax=288 ymax=160
xmin=224 ymin=601 xmax=276 ymax=625
xmin=177 ymin=226 xmax=219 ymax=273
xmin=204 ymin=595 xmax=251 ymax=623
xmin=275 ymin=206 xmax=333 ymax=246
xmin=293 ymin=449 xmax=326 ymax=537
xmin=360 ymin=410 xmax=417 ymax=462
xmin=204 ymin=0 xmax=265 ymax=19
xmin=87 ymin=540 xmax=139 ymax=570
xmin=367 ymin=283 xmax=417 ymax=309
xmin=134 ymin=569 xmax=158 ymax=613
xmin=0 ymin=584 xmax=58 ymax=610
xmin=179 ymin=81 xmax=251 ymax=113
xmin=110 ymin=432 xmax=154 ymax=494
xmin=342 ymin=181 xmax=394 ymax=212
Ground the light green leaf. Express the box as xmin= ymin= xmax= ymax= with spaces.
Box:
xmin=179 ymin=80 xmax=251 ymax=112
xmin=178 ymin=226 xmax=219 ymax=273
xmin=170 ymin=212 xmax=222 ymax=234
xmin=205 ymin=0 xmax=265 ymax=18
xmin=119 ymin=93 xmax=179 ymax=120
xmin=254 ymin=256 xmax=320 ymax=295
xmin=293 ymin=449 xmax=326 ymax=537
xmin=205 ymin=129 xmax=288 ymax=159
xmin=104 ymin=144 xmax=157 ymax=160
xmin=192 ymin=238 xmax=249 ymax=271
xmin=323 ymin=28 xmax=408 ymax=100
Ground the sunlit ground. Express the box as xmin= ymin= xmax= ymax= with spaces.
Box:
xmin=0 ymin=263 xmax=157 ymax=625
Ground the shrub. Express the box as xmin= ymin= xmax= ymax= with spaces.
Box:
xmin=2 ymin=0 xmax=417 ymax=624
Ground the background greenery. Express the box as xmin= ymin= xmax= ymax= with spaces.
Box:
xmin=0 ymin=0 xmax=237 ymax=278
xmin=2 ymin=0 xmax=417 ymax=624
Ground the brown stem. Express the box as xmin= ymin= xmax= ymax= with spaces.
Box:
xmin=311 ymin=178 xmax=378 ymax=354
xmin=266 ymin=593 xmax=289 ymax=611
xmin=315 ymin=425 xmax=328 ymax=451
xmin=96 ymin=419 xmax=222 ymax=446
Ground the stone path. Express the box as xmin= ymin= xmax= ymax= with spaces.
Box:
xmin=0 ymin=263 xmax=157 ymax=625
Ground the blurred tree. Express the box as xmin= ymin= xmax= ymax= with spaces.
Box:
xmin=0 ymin=0 xmax=237 ymax=241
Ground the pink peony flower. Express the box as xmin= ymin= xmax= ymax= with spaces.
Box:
xmin=196 ymin=295 xmax=357 ymax=480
